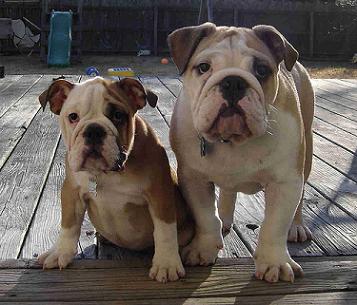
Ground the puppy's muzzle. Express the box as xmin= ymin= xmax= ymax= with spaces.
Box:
xmin=219 ymin=76 xmax=248 ymax=107
xmin=82 ymin=123 xmax=107 ymax=162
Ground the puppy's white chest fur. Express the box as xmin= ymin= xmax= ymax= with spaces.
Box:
xmin=73 ymin=171 xmax=153 ymax=250
xmin=74 ymin=171 xmax=146 ymax=205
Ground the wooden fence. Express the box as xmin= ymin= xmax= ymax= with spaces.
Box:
xmin=0 ymin=0 xmax=356 ymax=59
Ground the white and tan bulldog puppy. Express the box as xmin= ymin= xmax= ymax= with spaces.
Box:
xmin=168 ymin=23 xmax=314 ymax=282
xmin=37 ymin=77 xmax=193 ymax=283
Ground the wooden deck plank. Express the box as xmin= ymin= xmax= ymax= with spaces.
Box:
xmin=303 ymin=185 xmax=357 ymax=256
xmin=313 ymin=133 xmax=357 ymax=182
xmin=315 ymin=107 xmax=357 ymax=136
xmin=0 ymin=75 xmax=23 ymax=93
xmin=0 ymin=76 xmax=81 ymax=259
xmin=318 ymin=79 xmax=357 ymax=100
xmin=0 ymin=107 xmax=60 ymax=259
xmin=341 ymin=79 xmax=357 ymax=85
xmin=309 ymin=157 xmax=357 ymax=220
xmin=158 ymin=76 xmax=182 ymax=97
xmin=234 ymin=191 xmax=325 ymax=257
xmin=312 ymin=79 xmax=357 ymax=102
xmin=316 ymin=99 xmax=357 ymax=124
xmin=1 ymin=292 xmax=356 ymax=305
xmin=0 ymin=257 xmax=356 ymax=303
xmin=0 ymin=75 xmax=42 ymax=118
xmin=0 ymin=75 xmax=67 ymax=171
xmin=139 ymin=75 xmax=176 ymax=120
xmin=313 ymin=117 xmax=357 ymax=155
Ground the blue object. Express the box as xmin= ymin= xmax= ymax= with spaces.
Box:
xmin=86 ymin=66 xmax=100 ymax=77
xmin=47 ymin=11 xmax=72 ymax=67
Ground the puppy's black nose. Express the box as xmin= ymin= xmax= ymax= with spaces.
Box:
xmin=83 ymin=123 xmax=106 ymax=146
xmin=219 ymin=76 xmax=248 ymax=106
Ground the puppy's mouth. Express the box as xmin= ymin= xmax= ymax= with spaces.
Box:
xmin=207 ymin=100 xmax=251 ymax=142
xmin=80 ymin=147 xmax=128 ymax=172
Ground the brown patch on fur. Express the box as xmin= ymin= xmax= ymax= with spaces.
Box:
xmin=38 ymin=79 xmax=74 ymax=115
xmin=124 ymin=202 xmax=153 ymax=230
xmin=168 ymin=22 xmax=217 ymax=74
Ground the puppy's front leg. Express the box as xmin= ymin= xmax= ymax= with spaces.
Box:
xmin=38 ymin=178 xmax=85 ymax=269
xmin=146 ymin=177 xmax=185 ymax=283
xmin=254 ymin=174 xmax=304 ymax=283
xmin=179 ymin=167 xmax=223 ymax=266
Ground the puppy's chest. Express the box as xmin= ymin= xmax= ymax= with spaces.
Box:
xmin=75 ymin=172 xmax=147 ymax=208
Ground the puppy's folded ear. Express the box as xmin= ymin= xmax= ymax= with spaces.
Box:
xmin=168 ymin=22 xmax=216 ymax=75
xmin=38 ymin=80 xmax=74 ymax=115
xmin=253 ymin=25 xmax=298 ymax=71
xmin=113 ymin=78 xmax=158 ymax=110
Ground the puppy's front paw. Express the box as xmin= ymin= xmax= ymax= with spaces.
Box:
xmin=149 ymin=252 xmax=185 ymax=283
xmin=181 ymin=233 xmax=223 ymax=266
xmin=38 ymin=247 xmax=76 ymax=270
xmin=254 ymin=247 xmax=303 ymax=283
xmin=288 ymin=223 xmax=312 ymax=243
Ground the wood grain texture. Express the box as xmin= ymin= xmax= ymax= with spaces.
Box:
xmin=0 ymin=107 xmax=60 ymax=259
xmin=0 ymin=76 xmax=79 ymax=259
xmin=158 ymin=76 xmax=182 ymax=97
xmin=0 ymin=75 xmax=42 ymax=118
xmin=313 ymin=133 xmax=357 ymax=182
xmin=313 ymin=117 xmax=357 ymax=154
xmin=0 ymin=75 xmax=23 ymax=93
xmin=303 ymin=185 xmax=357 ymax=255
xmin=308 ymin=157 xmax=357 ymax=220
xmin=317 ymin=79 xmax=357 ymax=101
xmin=340 ymin=79 xmax=357 ymax=85
xmin=315 ymin=106 xmax=357 ymax=136
xmin=0 ymin=292 xmax=356 ymax=305
xmin=139 ymin=75 xmax=176 ymax=119
xmin=0 ymin=75 xmax=69 ymax=171
xmin=314 ymin=85 xmax=357 ymax=113
xmin=233 ymin=191 xmax=324 ymax=257
xmin=0 ymin=257 xmax=356 ymax=303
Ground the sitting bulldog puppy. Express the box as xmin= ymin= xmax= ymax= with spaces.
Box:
xmin=38 ymin=77 xmax=193 ymax=283
xmin=168 ymin=23 xmax=314 ymax=282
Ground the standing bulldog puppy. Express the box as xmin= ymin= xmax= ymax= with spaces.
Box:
xmin=168 ymin=23 xmax=314 ymax=282
xmin=38 ymin=77 xmax=193 ymax=283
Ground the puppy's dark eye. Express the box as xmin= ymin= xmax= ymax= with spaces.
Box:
xmin=113 ymin=111 xmax=126 ymax=125
xmin=68 ymin=113 xmax=79 ymax=123
xmin=255 ymin=63 xmax=271 ymax=80
xmin=197 ymin=63 xmax=211 ymax=74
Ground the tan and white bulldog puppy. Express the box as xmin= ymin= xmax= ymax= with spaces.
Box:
xmin=37 ymin=77 xmax=193 ymax=283
xmin=168 ymin=23 xmax=314 ymax=283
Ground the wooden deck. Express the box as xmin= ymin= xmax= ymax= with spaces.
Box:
xmin=0 ymin=75 xmax=357 ymax=304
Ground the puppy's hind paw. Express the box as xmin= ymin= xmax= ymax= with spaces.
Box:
xmin=288 ymin=224 xmax=312 ymax=243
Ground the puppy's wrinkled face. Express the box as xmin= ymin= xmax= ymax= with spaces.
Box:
xmin=169 ymin=24 xmax=298 ymax=144
xmin=39 ymin=77 xmax=157 ymax=174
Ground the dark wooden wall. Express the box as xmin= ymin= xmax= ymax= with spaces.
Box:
xmin=1 ymin=0 xmax=356 ymax=59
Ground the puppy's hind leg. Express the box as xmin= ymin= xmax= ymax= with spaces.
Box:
xmin=288 ymin=128 xmax=313 ymax=243
xmin=288 ymin=193 xmax=312 ymax=243
xmin=218 ymin=189 xmax=237 ymax=234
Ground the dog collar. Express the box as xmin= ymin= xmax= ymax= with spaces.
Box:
xmin=199 ymin=135 xmax=207 ymax=157
xmin=198 ymin=134 xmax=230 ymax=157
